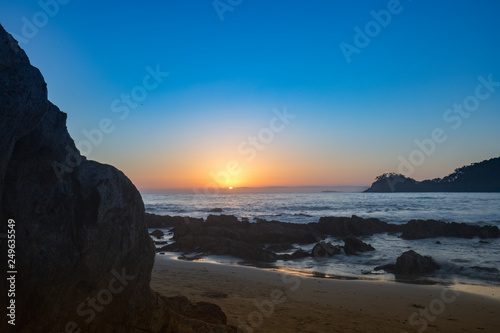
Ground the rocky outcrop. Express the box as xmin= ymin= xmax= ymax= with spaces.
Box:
xmin=149 ymin=212 xmax=500 ymax=263
xmin=376 ymin=250 xmax=440 ymax=276
xmin=315 ymin=215 xmax=401 ymax=236
xmin=145 ymin=213 xmax=202 ymax=228
xmin=278 ymin=249 xmax=310 ymax=260
xmin=311 ymin=241 xmax=341 ymax=259
xmin=161 ymin=234 xmax=279 ymax=262
xmin=401 ymin=219 xmax=500 ymax=239
xmin=343 ymin=236 xmax=375 ymax=255
xmin=0 ymin=25 xmax=235 ymax=332
xmin=365 ymin=157 xmax=500 ymax=192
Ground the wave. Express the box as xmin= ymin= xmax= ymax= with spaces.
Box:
xmin=437 ymin=260 xmax=500 ymax=282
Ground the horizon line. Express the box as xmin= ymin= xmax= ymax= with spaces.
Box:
xmin=139 ymin=185 xmax=370 ymax=194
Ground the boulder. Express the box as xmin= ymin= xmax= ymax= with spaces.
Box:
xmin=279 ymin=249 xmax=311 ymax=261
xmin=376 ymin=250 xmax=440 ymax=276
xmin=343 ymin=236 xmax=375 ymax=255
xmin=150 ymin=229 xmax=165 ymax=238
xmin=0 ymin=25 xmax=235 ymax=333
xmin=312 ymin=241 xmax=341 ymax=259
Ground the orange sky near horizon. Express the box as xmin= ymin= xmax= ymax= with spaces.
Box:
xmin=4 ymin=0 xmax=500 ymax=193
xmin=108 ymin=144 xmax=483 ymax=192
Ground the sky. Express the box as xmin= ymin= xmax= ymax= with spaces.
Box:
xmin=1 ymin=0 xmax=500 ymax=192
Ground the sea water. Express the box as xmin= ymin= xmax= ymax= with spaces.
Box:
xmin=143 ymin=192 xmax=500 ymax=289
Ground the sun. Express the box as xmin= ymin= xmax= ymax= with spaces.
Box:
xmin=228 ymin=187 xmax=233 ymax=190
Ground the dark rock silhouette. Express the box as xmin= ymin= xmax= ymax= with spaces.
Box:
xmin=161 ymin=234 xmax=279 ymax=262
xmin=266 ymin=242 xmax=295 ymax=252
xmin=315 ymin=215 xmax=401 ymax=236
xmin=0 ymin=25 xmax=235 ymax=332
xmin=146 ymin=213 xmax=203 ymax=228
xmin=148 ymin=212 xmax=500 ymax=263
xmin=150 ymin=229 xmax=165 ymax=238
xmin=365 ymin=157 xmax=500 ymax=192
xmin=343 ymin=236 xmax=375 ymax=255
xmin=376 ymin=250 xmax=440 ymax=276
xmin=278 ymin=249 xmax=311 ymax=261
xmin=312 ymin=241 xmax=341 ymax=259
xmin=401 ymin=219 xmax=500 ymax=239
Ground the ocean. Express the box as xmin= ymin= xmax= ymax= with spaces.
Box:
xmin=143 ymin=192 xmax=500 ymax=289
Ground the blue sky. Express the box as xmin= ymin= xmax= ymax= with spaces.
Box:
xmin=1 ymin=0 xmax=499 ymax=190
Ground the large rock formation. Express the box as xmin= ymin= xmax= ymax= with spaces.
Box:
xmin=148 ymin=212 xmax=500 ymax=263
xmin=0 ymin=24 xmax=235 ymax=332
xmin=365 ymin=157 xmax=500 ymax=192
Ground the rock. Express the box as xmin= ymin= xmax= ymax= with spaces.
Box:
xmin=290 ymin=249 xmax=310 ymax=259
xmin=206 ymin=214 xmax=240 ymax=226
xmin=161 ymin=235 xmax=278 ymax=263
xmin=0 ymin=25 xmax=235 ymax=332
xmin=145 ymin=213 xmax=201 ymax=228
xmin=378 ymin=250 xmax=440 ymax=276
xmin=343 ymin=236 xmax=375 ymax=255
xmin=266 ymin=242 xmax=295 ymax=252
xmin=279 ymin=249 xmax=311 ymax=261
xmin=401 ymin=219 xmax=500 ymax=240
xmin=150 ymin=229 xmax=165 ymax=238
xmin=210 ymin=208 xmax=223 ymax=212
xmin=312 ymin=241 xmax=341 ymax=259
xmin=374 ymin=264 xmax=396 ymax=272
xmin=435 ymin=241 xmax=441 ymax=244
xmin=315 ymin=215 xmax=401 ymax=236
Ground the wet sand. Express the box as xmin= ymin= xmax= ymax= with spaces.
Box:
xmin=151 ymin=255 xmax=500 ymax=332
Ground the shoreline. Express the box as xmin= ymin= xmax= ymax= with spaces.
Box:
xmin=151 ymin=254 xmax=500 ymax=332
xmin=149 ymin=210 xmax=500 ymax=291
xmin=157 ymin=252 xmax=500 ymax=299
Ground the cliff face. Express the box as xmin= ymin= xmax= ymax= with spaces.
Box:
xmin=0 ymin=24 xmax=234 ymax=332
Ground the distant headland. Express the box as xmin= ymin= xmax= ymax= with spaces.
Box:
xmin=365 ymin=157 xmax=500 ymax=192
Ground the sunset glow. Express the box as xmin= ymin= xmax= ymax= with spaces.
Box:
xmin=2 ymin=1 xmax=498 ymax=192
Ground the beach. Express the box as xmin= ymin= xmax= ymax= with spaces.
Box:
xmin=151 ymin=254 xmax=500 ymax=332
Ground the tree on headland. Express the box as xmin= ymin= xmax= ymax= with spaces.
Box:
xmin=365 ymin=157 xmax=500 ymax=192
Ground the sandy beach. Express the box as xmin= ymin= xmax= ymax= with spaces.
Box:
xmin=151 ymin=254 xmax=500 ymax=332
